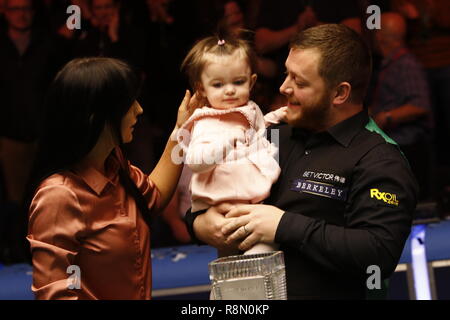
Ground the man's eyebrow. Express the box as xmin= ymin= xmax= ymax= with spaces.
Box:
xmin=287 ymin=69 xmax=307 ymax=82
xmin=285 ymin=66 xmax=299 ymax=77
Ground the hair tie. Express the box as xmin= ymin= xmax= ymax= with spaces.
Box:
xmin=217 ymin=39 xmax=225 ymax=46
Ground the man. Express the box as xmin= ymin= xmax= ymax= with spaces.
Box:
xmin=185 ymin=24 xmax=418 ymax=299
xmin=371 ymin=12 xmax=432 ymax=199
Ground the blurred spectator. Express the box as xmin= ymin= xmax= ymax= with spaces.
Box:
xmin=0 ymin=0 xmax=6 ymax=24
xmin=73 ymin=0 xmax=146 ymax=71
xmin=393 ymin=0 xmax=450 ymax=169
xmin=218 ymin=0 xmax=245 ymax=37
xmin=0 ymin=0 xmax=65 ymax=263
xmin=253 ymin=0 xmax=373 ymax=109
xmin=253 ymin=0 xmax=317 ymax=110
xmin=371 ymin=12 xmax=433 ymax=200
xmin=37 ymin=0 xmax=92 ymax=40
xmin=147 ymin=0 xmax=174 ymax=25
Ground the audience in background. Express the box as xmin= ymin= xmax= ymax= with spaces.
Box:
xmin=0 ymin=0 xmax=449 ymax=260
xmin=72 ymin=0 xmax=146 ymax=71
xmin=370 ymin=12 xmax=432 ymax=200
xmin=392 ymin=0 xmax=450 ymax=171
xmin=0 ymin=0 xmax=65 ymax=263
xmin=253 ymin=0 xmax=317 ymax=110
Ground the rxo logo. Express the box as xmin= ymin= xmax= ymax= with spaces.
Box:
xmin=370 ymin=188 xmax=399 ymax=206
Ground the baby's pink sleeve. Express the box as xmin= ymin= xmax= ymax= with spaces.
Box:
xmin=185 ymin=118 xmax=236 ymax=173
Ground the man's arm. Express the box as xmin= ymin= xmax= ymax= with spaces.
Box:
xmin=279 ymin=143 xmax=417 ymax=278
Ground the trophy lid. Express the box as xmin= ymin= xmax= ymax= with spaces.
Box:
xmin=208 ymin=251 xmax=285 ymax=281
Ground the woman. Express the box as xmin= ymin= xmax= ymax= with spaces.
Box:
xmin=26 ymin=57 xmax=195 ymax=299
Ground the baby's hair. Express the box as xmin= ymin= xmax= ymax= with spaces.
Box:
xmin=181 ymin=35 xmax=257 ymax=91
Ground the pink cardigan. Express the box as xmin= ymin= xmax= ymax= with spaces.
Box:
xmin=177 ymin=101 xmax=284 ymax=211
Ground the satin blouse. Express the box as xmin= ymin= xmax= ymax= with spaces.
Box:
xmin=27 ymin=148 xmax=160 ymax=299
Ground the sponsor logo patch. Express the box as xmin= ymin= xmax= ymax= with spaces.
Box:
xmin=370 ymin=188 xmax=399 ymax=206
xmin=302 ymin=171 xmax=346 ymax=184
xmin=291 ymin=179 xmax=348 ymax=201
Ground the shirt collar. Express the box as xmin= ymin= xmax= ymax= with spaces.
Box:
xmin=291 ymin=110 xmax=369 ymax=148
xmin=73 ymin=149 xmax=121 ymax=196
xmin=327 ymin=110 xmax=369 ymax=147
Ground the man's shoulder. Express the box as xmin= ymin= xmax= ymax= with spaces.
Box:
xmin=355 ymin=123 xmax=405 ymax=161
xmin=352 ymin=128 xmax=414 ymax=182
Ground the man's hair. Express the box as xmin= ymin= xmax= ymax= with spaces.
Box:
xmin=290 ymin=24 xmax=372 ymax=104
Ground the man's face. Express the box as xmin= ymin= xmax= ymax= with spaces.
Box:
xmin=92 ymin=0 xmax=116 ymax=27
xmin=4 ymin=0 xmax=34 ymax=32
xmin=279 ymin=48 xmax=333 ymax=131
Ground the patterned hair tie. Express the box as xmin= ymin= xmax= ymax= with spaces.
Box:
xmin=217 ymin=39 xmax=225 ymax=46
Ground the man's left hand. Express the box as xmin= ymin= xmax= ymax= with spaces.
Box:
xmin=221 ymin=204 xmax=284 ymax=251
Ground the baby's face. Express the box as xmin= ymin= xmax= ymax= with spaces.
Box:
xmin=199 ymin=53 xmax=256 ymax=110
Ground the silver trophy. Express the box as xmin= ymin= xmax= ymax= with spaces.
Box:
xmin=208 ymin=251 xmax=287 ymax=300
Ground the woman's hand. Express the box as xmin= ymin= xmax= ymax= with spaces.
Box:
xmin=175 ymin=90 xmax=201 ymax=129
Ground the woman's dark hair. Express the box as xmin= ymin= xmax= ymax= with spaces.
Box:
xmin=27 ymin=57 xmax=151 ymax=224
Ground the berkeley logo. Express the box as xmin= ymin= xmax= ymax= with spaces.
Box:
xmin=370 ymin=189 xmax=399 ymax=206
xmin=291 ymin=179 xmax=348 ymax=201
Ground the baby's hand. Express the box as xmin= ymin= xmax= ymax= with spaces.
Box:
xmin=264 ymin=106 xmax=288 ymax=127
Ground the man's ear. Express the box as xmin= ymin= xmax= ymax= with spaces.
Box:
xmin=333 ymin=82 xmax=351 ymax=105
xmin=250 ymin=73 xmax=257 ymax=90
